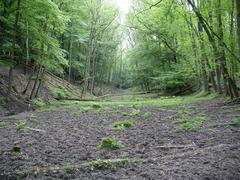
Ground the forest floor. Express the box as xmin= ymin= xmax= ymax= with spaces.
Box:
xmin=0 ymin=96 xmax=240 ymax=179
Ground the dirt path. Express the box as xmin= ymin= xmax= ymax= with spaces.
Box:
xmin=0 ymin=98 xmax=239 ymax=179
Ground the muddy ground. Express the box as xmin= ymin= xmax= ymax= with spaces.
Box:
xmin=0 ymin=98 xmax=240 ymax=179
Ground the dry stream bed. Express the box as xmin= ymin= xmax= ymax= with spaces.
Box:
xmin=0 ymin=98 xmax=240 ymax=179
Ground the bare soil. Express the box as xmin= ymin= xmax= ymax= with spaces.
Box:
xmin=0 ymin=98 xmax=239 ymax=179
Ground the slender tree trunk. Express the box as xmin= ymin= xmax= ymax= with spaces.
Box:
xmin=236 ymin=0 xmax=240 ymax=52
xmin=30 ymin=66 xmax=42 ymax=99
xmin=8 ymin=0 xmax=21 ymax=96
xmin=68 ymin=27 xmax=73 ymax=82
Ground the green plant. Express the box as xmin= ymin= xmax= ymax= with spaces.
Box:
xmin=175 ymin=115 xmax=206 ymax=132
xmin=15 ymin=120 xmax=29 ymax=132
xmin=113 ymin=120 xmax=134 ymax=130
xmin=143 ymin=112 xmax=151 ymax=118
xmin=99 ymin=137 xmax=123 ymax=150
xmin=229 ymin=118 xmax=240 ymax=126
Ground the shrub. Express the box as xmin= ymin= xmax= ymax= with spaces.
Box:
xmin=99 ymin=137 xmax=123 ymax=150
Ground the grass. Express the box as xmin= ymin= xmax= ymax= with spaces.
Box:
xmin=35 ymin=93 xmax=216 ymax=113
xmin=175 ymin=115 xmax=206 ymax=132
xmin=229 ymin=118 xmax=240 ymax=126
xmin=99 ymin=137 xmax=123 ymax=150
xmin=113 ymin=120 xmax=134 ymax=130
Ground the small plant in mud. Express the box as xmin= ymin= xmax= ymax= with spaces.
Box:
xmin=113 ymin=120 xmax=134 ymax=130
xmin=15 ymin=120 xmax=30 ymax=132
xmin=143 ymin=112 xmax=151 ymax=118
xmin=175 ymin=115 xmax=206 ymax=132
xmin=99 ymin=136 xmax=123 ymax=150
xmin=229 ymin=118 xmax=240 ymax=127
xmin=84 ymin=158 xmax=129 ymax=170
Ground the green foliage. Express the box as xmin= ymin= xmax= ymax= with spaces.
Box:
xmin=32 ymin=98 xmax=45 ymax=107
xmin=50 ymin=86 xmax=71 ymax=100
xmin=229 ymin=118 xmax=240 ymax=127
xmin=99 ymin=137 xmax=123 ymax=150
xmin=175 ymin=115 xmax=206 ymax=132
xmin=113 ymin=120 xmax=134 ymax=130
xmin=84 ymin=158 xmax=129 ymax=170
xmin=15 ymin=120 xmax=29 ymax=132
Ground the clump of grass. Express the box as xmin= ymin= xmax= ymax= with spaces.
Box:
xmin=175 ymin=115 xmax=206 ymax=132
xmin=143 ymin=112 xmax=151 ymax=118
xmin=229 ymin=118 xmax=240 ymax=127
xmin=113 ymin=120 xmax=134 ymax=130
xmin=84 ymin=158 xmax=129 ymax=170
xmin=99 ymin=137 xmax=123 ymax=150
xmin=15 ymin=120 xmax=30 ymax=132
xmin=28 ymin=114 xmax=37 ymax=123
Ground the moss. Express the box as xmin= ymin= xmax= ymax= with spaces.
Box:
xmin=113 ymin=120 xmax=134 ymax=130
xmin=99 ymin=137 xmax=123 ymax=150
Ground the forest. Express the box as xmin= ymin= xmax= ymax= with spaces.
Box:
xmin=0 ymin=0 xmax=240 ymax=179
